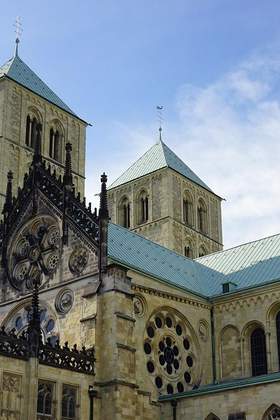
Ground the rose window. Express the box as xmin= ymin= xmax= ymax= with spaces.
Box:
xmin=7 ymin=215 xmax=61 ymax=291
xmin=144 ymin=310 xmax=200 ymax=395
xmin=5 ymin=304 xmax=59 ymax=345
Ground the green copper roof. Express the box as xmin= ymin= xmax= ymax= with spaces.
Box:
xmin=108 ymin=223 xmax=225 ymax=297
xmin=159 ymin=371 xmax=280 ymax=401
xmin=0 ymin=54 xmax=76 ymax=116
xmin=197 ymin=233 xmax=280 ymax=294
xmin=108 ymin=223 xmax=280 ymax=297
xmin=109 ymin=140 xmax=214 ymax=193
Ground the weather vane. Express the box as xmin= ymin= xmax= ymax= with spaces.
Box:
xmin=156 ymin=106 xmax=164 ymax=141
xmin=14 ymin=16 xmax=23 ymax=56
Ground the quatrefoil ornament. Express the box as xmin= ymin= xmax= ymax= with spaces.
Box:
xmin=8 ymin=215 xmax=61 ymax=291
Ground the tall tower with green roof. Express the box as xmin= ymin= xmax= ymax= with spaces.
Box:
xmin=108 ymin=139 xmax=223 ymax=258
xmin=0 ymin=43 xmax=87 ymax=211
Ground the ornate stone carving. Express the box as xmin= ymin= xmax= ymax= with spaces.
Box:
xmin=198 ymin=320 xmax=209 ymax=342
xmin=7 ymin=215 xmax=61 ymax=290
xmin=55 ymin=289 xmax=74 ymax=314
xmin=3 ymin=373 xmax=21 ymax=392
xmin=6 ymin=304 xmax=59 ymax=345
xmin=69 ymin=246 xmax=89 ymax=275
xmin=143 ymin=308 xmax=201 ymax=395
xmin=133 ymin=295 xmax=146 ymax=318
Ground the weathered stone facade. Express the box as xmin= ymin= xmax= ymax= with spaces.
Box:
xmin=0 ymin=76 xmax=86 ymax=211
xmin=1 ymin=49 xmax=280 ymax=420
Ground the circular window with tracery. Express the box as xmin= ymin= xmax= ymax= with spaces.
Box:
xmin=4 ymin=304 xmax=59 ymax=345
xmin=143 ymin=309 xmax=201 ymax=395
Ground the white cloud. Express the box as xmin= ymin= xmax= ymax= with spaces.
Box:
xmin=86 ymin=50 xmax=280 ymax=249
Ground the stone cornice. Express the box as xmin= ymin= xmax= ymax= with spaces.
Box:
xmin=132 ymin=284 xmax=210 ymax=309
xmin=213 ymin=282 xmax=280 ymax=313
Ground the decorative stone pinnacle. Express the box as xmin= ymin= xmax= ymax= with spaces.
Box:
xmin=2 ymin=171 xmax=13 ymax=217
xmin=63 ymin=142 xmax=73 ymax=188
xmin=99 ymin=172 xmax=109 ymax=219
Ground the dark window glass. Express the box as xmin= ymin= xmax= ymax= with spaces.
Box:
xmin=166 ymin=384 xmax=173 ymax=394
xmin=144 ymin=342 xmax=151 ymax=354
xmin=31 ymin=117 xmax=37 ymax=149
xmin=147 ymin=361 xmax=155 ymax=373
xmin=166 ymin=317 xmax=172 ymax=328
xmin=155 ymin=376 xmax=163 ymax=388
xmin=177 ymin=382 xmax=184 ymax=393
xmin=251 ymin=328 xmax=267 ymax=376
xmin=183 ymin=338 xmax=190 ymax=350
xmin=37 ymin=382 xmax=53 ymax=416
xmin=25 ymin=115 xmax=31 ymax=146
xmin=187 ymin=356 xmax=193 ymax=367
xmin=49 ymin=128 xmax=54 ymax=158
xmin=276 ymin=312 xmax=280 ymax=369
xmin=62 ymin=385 xmax=77 ymax=419
xmin=184 ymin=371 xmax=191 ymax=383
xmin=155 ymin=317 xmax=162 ymax=328
xmin=228 ymin=413 xmax=246 ymax=420
xmin=147 ymin=326 xmax=154 ymax=338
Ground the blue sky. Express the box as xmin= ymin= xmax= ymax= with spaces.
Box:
xmin=1 ymin=1 xmax=280 ymax=248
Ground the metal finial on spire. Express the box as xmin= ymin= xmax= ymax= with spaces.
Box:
xmin=14 ymin=16 xmax=23 ymax=56
xmin=156 ymin=106 xmax=164 ymax=141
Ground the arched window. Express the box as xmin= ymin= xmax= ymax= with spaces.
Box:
xmin=262 ymin=404 xmax=280 ymax=420
xmin=138 ymin=191 xmax=149 ymax=224
xmin=251 ymin=327 xmax=267 ymax=376
xmin=184 ymin=245 xmax=193 ymax=258
xmin=49 ymin=121 xmax=63 ymax=161
xmin=62 ymin=385 xmax=77 ymax=419
xmin=118 ymin=197 xmax=130 ymax=228
xmin=197 ymin=198 xmax=207 ymax=233
xmin=25 ymin=115 xmax=31 ymax=146
xmin=25 ymin=115 xmax=38 ymax=149
xmin=276 ymin=312 xmax=280 ymax=369
xmin=183 ymin=192 xmax=193 ymax=226
xmin=198 ymin=245 xmax=207 ymax=257
xmin=205 ymin=414 xmax=220 ymax=420
xmin=37 ymin=382 xmax=53 ymax=416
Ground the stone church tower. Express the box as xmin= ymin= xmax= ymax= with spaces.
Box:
xmin=0 ymin=46 xmax=87 ymax=211
xmin=108 ymin=138 xmax=223 ymax=258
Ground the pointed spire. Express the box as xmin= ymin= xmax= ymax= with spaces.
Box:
xmin=33 ymin=123 xmax=42 ymax=165
xmin=99 ymin=173 xmax=109 ymax=219
xmin=2 ymin=171 xmax=13 ymax=218
xmin=63 ymin=143 xmax=73 ymax=189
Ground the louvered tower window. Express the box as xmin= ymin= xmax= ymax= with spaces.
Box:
xmin=118 ymin=197 xmax=130 ymax=228
xmin=139 ymin=191 xmax=148 ymax=224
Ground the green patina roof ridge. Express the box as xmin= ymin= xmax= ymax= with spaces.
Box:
xmin=0 ymin=54 xmax=77 ymax=117
xmin=108 ymin=223 xmax=280 ymax=297
xmin=109 ymin=140 xmax=214 ymax=193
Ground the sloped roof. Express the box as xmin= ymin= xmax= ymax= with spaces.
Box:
xmin=197 ymin=233 xmax=280 ymax=295
xmin=109 ymin=140 xmax=214 ymax=194
xmin=108 ymin=223 xmax=280 ymax=298
xmin=0 ymin=54 xmax=77 ymax=117
xmin=108 ymin=223 xmax=225 ymax=297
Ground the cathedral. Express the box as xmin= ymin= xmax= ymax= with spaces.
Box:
xmin=0 ymin=42 xmax=279 ymax=420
